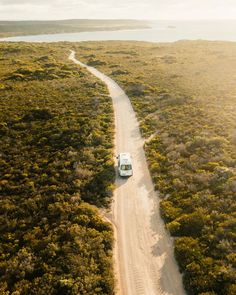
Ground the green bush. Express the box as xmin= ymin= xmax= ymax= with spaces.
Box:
xmin=0 ymin=43 xmax=115 ymax=294
xmin=75 ymin=40 xmax=236 ymax=295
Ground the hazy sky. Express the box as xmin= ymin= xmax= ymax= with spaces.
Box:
xmin=0 ymin=0 xmax=236 ymax=21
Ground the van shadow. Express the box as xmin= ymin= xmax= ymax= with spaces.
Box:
xmin=114 ymin=165 xmax=130 ymax=188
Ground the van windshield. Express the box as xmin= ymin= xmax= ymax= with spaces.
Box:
xmin=121 ymin=164 xmax=132 ymax=171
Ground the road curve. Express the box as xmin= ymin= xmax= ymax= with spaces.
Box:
xmin=69 ymin=51 xmax=185 ymax=295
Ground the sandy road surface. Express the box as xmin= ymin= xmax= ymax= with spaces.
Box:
xmin=69 ymin=51 xmax=185 ymax=295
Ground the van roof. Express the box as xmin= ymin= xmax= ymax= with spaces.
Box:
xmin=119 ymin=153 xmax=132 ymax=163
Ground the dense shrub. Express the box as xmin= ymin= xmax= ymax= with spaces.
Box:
xmin=0 ymin=43 xmax=115 ymax=294
xmin=75 ymin=40 xmax=236 ymax=295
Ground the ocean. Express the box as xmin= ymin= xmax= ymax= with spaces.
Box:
xmin=1 ymin=20 xmax=236 ymax=43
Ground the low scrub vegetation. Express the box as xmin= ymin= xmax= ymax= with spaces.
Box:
xmin=75 ymin=40 xmax=236 ymax=295
xmin=0 ymin=43 xmax=115 ymax=294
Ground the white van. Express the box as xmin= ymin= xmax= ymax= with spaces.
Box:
xmin=117 ymin=153 xmax=133 ymax=177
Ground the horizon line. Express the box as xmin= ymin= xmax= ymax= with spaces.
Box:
xmin=0 ymin=18 xmax=236 ymax=22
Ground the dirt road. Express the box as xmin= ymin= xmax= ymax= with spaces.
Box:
xmin=69 ymin=51 xmax=185 ymax=295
